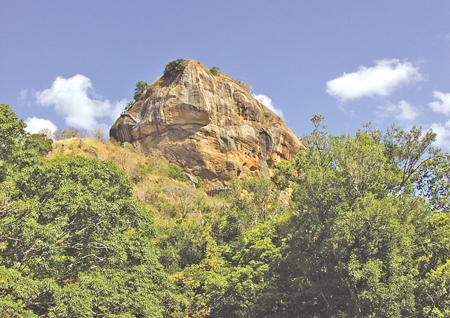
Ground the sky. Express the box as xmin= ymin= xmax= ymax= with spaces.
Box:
xmin=1 ymin=1 xmax=450 ymax=148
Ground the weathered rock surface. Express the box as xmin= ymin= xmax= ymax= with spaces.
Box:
xmin=110 ymin=60 xmax=306 ymax=187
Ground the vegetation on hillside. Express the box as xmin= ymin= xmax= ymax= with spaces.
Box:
xmin=134 ymin=80 xmax=149 ymax=100
xmin=209 ymin=66 xmax=220 ymax=76
xmin=164 ymin=59 xmax=186 ymax=77
xmin=1 ymin=103 xmax=450 ymax=317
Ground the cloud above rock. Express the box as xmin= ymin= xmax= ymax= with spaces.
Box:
xmin=35 ymin=74 xmax=126 ymax=130
xmin=252 ymin=94 xmax=284 ymax=118
xmin=326 ymin=59 xmax=422 ymax=101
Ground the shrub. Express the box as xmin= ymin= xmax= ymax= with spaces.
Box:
xmin=159 ymin=163 xmax=187 ymax=181
xmin=129 ymin=163 xmax=147 ymax=184
xmin=122 ymin=142 xmax=135 ymax=153
xmin=195 ymin=176 xmax=203 ymax=189
xmin=125 ymin=101 xmax=134 ymax=110
xmin=164 ymin=59 xmax=186 ymax=77
xmin=234 ymin=78 xmax=252 ymax=91
xmin=209 ymin=66 xmax=220 ymax=76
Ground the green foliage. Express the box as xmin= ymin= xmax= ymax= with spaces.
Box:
xmin=209 ymin=66 xmax=220 ymax=75
xmin=0 ymin=104 xmax=51 ymax=182
xmin=415 ymin=152 xmax=450 ymax=212
xmin=164 ymin=59 xmax=186 ymax=77
xmin=159 ymin=163 xmax=187 ymax=181
xmin=129 ymin=163 xmax=147 ymax=184
xmin=311 ymin=113 xmax=324 ymax=128
xmin=3 ymin=104 xmax=450 ymax=317
xmin=0 ymin=103 xmax=27 ymax=162
xmin=133 ymin=81 xmax=149 ymax=100
xmin=125 ymin=101 xmax=134 ymax=110
xmin=265 ymin=119 xmax=448 ymax=317
xmin=24 ymin=133 xmax=53 ymax=156
xmin=0 ymin=156 xmax=170 ymax=316
xmin=195 ymin=176 xmax=203 ymax=189
xmin=122 ymin=141 xmax=136 ymax=152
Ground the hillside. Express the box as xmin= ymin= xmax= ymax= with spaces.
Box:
xmin=49 ymin=137 xmax=217 ymax=215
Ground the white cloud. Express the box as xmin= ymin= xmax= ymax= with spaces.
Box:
xmin=252 ymin=94 xmax=284 ymax=118
xmin=326 ymin=59 xmax=422 ymax=101
xmin=396 ymin=100 xmax=420 ymax=121
xmin=18 ymin=89 xmax=28 ymax=104
xmin=429 ymin=91 xmax=450 ymax=115
xmin=377 ymin=100 xmax=419 ymax=122
xmin=25 ymin=117 xmax=58 ymax=134
xmin=18 ymin=89 xmax=33 ymax=107
xmin=35 ymin=74 xmax=126 ymax=130
xmin=430 ymin=121 xmax=450 ymax=148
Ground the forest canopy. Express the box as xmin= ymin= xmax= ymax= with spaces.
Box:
xmin=1 ymin=103 xmax=449 ymax=317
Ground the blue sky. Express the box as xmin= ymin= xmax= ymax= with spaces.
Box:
xmin=1 ymin=1 xmax=449 ymax=148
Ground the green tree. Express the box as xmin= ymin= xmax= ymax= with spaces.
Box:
xmin=0 ymin=104 xmax=27 ymax=162
xmin=0 ymin=104 xmax=51 ymax=182
xmin=263 ymin=119 xmax=446 ymax=317
xmin=0 ymin=156 xmax=170 ymax=316
xmin=134 ymin=80 xmax=149 ymax=100
xmin=164 ymin=59 xmax=186 ymax=77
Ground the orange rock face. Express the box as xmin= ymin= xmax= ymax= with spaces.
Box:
xmin=110 ymin=60 xmax=306 ymax=187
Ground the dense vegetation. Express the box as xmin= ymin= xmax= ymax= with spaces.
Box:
xmin=1 ymin=103 xmax=449 ymax=317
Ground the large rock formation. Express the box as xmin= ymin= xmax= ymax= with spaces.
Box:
xmin=110 ymin=60 xmax=306 ymax=187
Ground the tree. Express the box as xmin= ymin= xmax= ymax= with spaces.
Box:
xmin=38 ymin=127 xmax=53 ymax=140
xmin=24 ymin=132 xmax=52 ymax=156
xmin=0 ymin=103 xmax=27 ymax=162
xmin=262 ymin=119 xmax=448 ymax=317
xmin=0 ymin=156 xmax=171 ymax=316
xmin=164 ymin=59 xmax=186 ymax=77
xmin=0 ymin=104 xmax=51 ymax=182
xmin=91 ymin=127 xmax=106 ymax=143
xmin=134 ymin=81 xmax=149 ymax=100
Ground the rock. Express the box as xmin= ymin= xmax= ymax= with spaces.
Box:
xmin=110 ymin=60 xmax=306 ymax=187
xmin=185 ymin=172 xmax=199 ymax=185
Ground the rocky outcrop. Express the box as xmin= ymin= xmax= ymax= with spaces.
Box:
xmin=110 ymin=60 xmax=306 ymax=187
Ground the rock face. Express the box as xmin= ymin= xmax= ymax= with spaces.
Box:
xmin=110 ymin=60 xmax=306 ymax=187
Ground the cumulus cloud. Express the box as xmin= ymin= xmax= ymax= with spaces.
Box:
xmin=378 ymin=100 xmax=419 ymax=122
xmin=396 ymin=100 xmax=420 ymax=121
xmin=35 ymin=74 xmax=126 ymax=130
xmin=25 ymin=117 xmax=58 ymax=134
xmin=252 ymin=94 xmax=284 ymax=118
xmin=326 ymin=59 xmax=422 ymax=101
xmin=429 ymin=91 xmax=450 ymax=115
